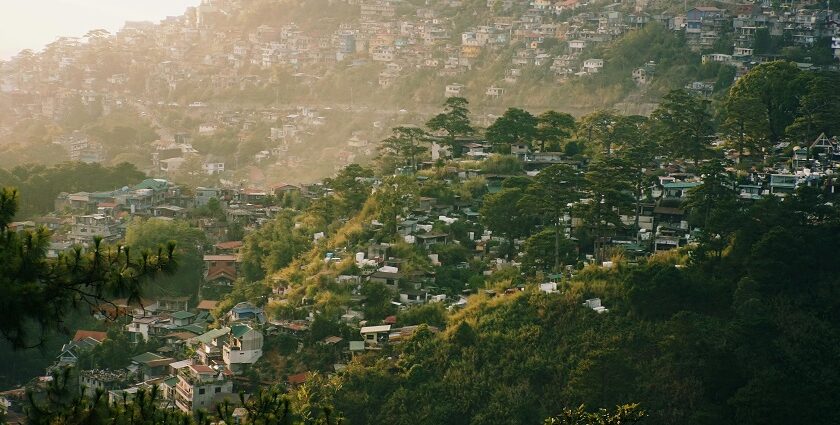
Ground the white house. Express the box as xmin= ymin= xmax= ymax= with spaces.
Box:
xmin=175 ymin=364 xmax=233 ymax=413
xmin=202 ymin=161 xmax=225 ymax=175
xmin=568 ymin=39 xmax=586 ymax=53
xmin=126 ymin=316 xmax=160 ymax=342
xmin=445 ymin=83 xmax=464 ymax=97
xmin=198 ymin=123 xmax=217 ymax=135
xmin=582 ymin=58 xmax=604 ymax=73
xmin=360 ymin=325 xmax=391 ymax=347
xmin=222 ymin=324 xmax=264 ymax=369
xmin=583 ymin=298 xmax=609 ymax=313
xmin=485 ymin=85 xmax=505 ymax=98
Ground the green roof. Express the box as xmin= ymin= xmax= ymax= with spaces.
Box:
xmin=231 ymin=324 xmax=252 ymax=338
xmin=134 ymin=179 xmax=169 ymax=191
xmin=620 ymin=243 xmax=647 ymax=253
xmin=171 ymin=311 xmax=196 ymax=320
xmin=179 ymin=323 xmax=207 ymax=334
xmin=132 ymin=352 xmax=164 ymax=364
xmin=193 ymin=327 xmax=230 ymax=344
xmin=163 ymin=376 xmax=179 ymax=387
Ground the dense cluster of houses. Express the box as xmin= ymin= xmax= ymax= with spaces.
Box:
xmin=4 ymin=0 xmax=840 ymax=417
xmin=12 ymin=127 xmax=839 ymax=417
xmin=49 ymin=298 xmax=258 ymax=413
xmin=2 ymin=0 xmax=838 ymax=183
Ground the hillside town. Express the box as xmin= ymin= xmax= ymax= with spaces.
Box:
xmin=4 ymin=115 xmax=840 ymax=418
xmin=2 ymin=0 xmax=840 ymax=424
xmin=1 ymin=0 xmax=839 ymax=185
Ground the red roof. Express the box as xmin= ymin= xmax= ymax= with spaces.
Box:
xmin=73 ymin=330 xmax=108 ymax=342
xmin=190 ymin=364 xmax=215 ymax=374
xmin=98 ymin=202 xmax=117 ymax=208
xmin=197 ymin=300 xmax=219 ymax=310
xmin=287 ymin=372 xmax=309 ymax=385
xmin=214 ymin=241 xmax=243 ymax=250
xmin=206 ymin=269 xmax=237 ymax=282
xmin=280 ymin=322 xmax=308 ymax=331
xmin=384 ymin=315 xmax=397 ymax=325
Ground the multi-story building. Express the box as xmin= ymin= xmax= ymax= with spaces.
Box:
xmin=204 ymin=254 xmax=240 ymax=287
xmin=69 ymin=214 xmax=121 ymax=244
xmin=174 ymin=364 xmax=233 ymax=413
xmin=685 ymin=7 xmax=728 ymax=51
xmin=222 ymin=324 xmax=264 ymax=371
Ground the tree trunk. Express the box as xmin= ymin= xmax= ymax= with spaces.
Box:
xmin=634 ymin=181 xmax=642 ymax=242
xmin=554 ymin=224 xmax=561 ymax=272
xmin=507 ymin=235 xmax=515 ymax=260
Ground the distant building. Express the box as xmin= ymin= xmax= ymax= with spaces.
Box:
xmin=175 ymin=364 xmax=233 ymax=413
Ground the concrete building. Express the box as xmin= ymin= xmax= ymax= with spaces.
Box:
xmin=174 ymin=364 xmax=233 ymax=413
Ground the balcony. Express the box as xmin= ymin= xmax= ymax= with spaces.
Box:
xmin=175 ymin=398 xmax=192 ymax=413
xmin=175 ymin=383 xmax=192 ymax=401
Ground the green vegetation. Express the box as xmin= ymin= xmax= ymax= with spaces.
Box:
xmin=0 ymin=162 xmax=145 ymax=218
xmin=0 ymin=188 xmax=175 ymax=349
xmin=124 ymin=218 xmax=207 ymax=298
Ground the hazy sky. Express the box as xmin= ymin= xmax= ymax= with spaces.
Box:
xmin=0 ymin=0 xmax=200 ymax=59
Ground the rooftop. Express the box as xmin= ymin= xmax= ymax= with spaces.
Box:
xmin=197 ymin=300 xmax=219 ymax=310
xmin=204 ymin=254 xmax=239 ymax=261
xmin=360 ymin=325 xmax=391 ymax=334
xmin=73 ymin=330 xmax=107 ymax=343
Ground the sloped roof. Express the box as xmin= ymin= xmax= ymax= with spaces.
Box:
xmin=231 ymin=324 xmax=253 ymax=338
xmin=165 ymin=331 xmax=197 ymax=341
xmin=190 ymin=364 xmax=215 ymax=374
xmin=287 ymin=372 xmax=309 ymax=385
xmin=73 ymin=330 xmax=107 ymax=343
xmin=197 ymin=300 xmax=219 ymax=310
xmin=179 ymin=323 xmax=207 ymax=335
xmin=360 ymin=325 xmax=391 ymax=334
xmin=192 ymin=327 xmax=231 ymax=344
xmin=171 ymin=311 xmax=196 ymax=320
xmin=204 ymin=254 xmax=238 ymax=262
xmin=134 ymin=179 xmax=169 ymax=191
xmin=214 ymin=241 xmax=243 ymax=250
xmin=322 ymin=336 xmax=343 ymax=344
xmin=207 ymin=269 xmax=237 ymax=282
xmin=131 ymin=352 xmax=164 ymax=365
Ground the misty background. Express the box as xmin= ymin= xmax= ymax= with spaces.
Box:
xmin=0 ymin=0 xmax=199 ymax=59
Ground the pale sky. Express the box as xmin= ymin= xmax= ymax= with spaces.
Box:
xmin=0 ymin=0 xmax=200 ymax=59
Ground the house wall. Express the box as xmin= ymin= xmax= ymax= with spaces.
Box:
xmin=176 ymin=376 xmax=233 ymax=413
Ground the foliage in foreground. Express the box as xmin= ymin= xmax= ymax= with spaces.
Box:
xmin=0 ymin=188 xmax=176 ymax=349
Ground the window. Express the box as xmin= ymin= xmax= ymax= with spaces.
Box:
xmin=198 ymin=388 xmax=205 ymax=395
xmin=215 ymin=387 xmax=221 ymax=393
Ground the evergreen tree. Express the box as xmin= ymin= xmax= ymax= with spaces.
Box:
xmin=522 ymin=164 xmax=584 ymax=271
xmin=536 ymin=111 xmax=576 ymax=152
xmin=485 ymin=108 xmax=538 ymax=152
xmin=379 ymin=126 xmax=430 ymax=170
xmin=727 ymin=61 xmax=804 ymax=143
xmin=650 ymin=89 xmax=715 ymax=164
xmin=0 ymin=188 xmax=175 ymax=349
xmin=426 ymin=97 xmax=474 ymax=152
